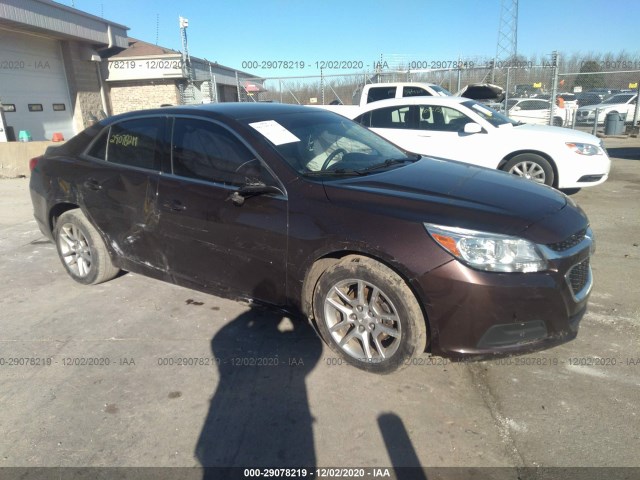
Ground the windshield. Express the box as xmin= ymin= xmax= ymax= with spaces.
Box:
xmin=462 ymin=100 xmax=518 ymax=127
xmin=246 ymin=110 xmax=416 ymax=176
xmin=431 ymin=85 xmax=453 ymax=96
xmin=603 ymin=94 xmax=635 ymax=104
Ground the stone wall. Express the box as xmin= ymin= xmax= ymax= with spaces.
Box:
xmin=109 ymin=80 xmax=180 ymax=115
xmin=0 ymin=141 xmax=56 ymax=178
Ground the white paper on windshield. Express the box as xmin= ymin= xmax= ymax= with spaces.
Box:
xmin=249 ymin=120 xmax=300 ymax=145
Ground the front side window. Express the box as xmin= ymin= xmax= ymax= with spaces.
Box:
xmin=418 ymin=106 xmax=472 ymax=132
xmin=107 ymin=118 xmax=163 ymax=171
xmin=171 ymin=118 xmax=269 ymax=186
xmin=603 ymin=94 xmax=634 ymax=105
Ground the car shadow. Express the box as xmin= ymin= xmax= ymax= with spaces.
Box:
xmin=606 ymin=147 xmax=640 ymax=161
xmin=195 ymin=304 xmax=322 ymax=476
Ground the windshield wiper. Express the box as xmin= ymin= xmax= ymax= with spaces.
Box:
xmin=356 ymin=156 xmax=419 ymax=174
xmin=302 ymin=169 xmax=364 ymax=177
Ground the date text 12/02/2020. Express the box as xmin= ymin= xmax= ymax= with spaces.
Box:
xmin=239 ymin=59 xmax=476 ymax=70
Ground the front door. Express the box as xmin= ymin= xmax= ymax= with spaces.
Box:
xmin=156 ymin=117 xmax=288 ymax=305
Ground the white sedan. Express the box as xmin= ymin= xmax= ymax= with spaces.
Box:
xmin=346 ymin=97 xmax=610 ymax=189
xmin=503 ymin=98 xmax=567 ymax=126
xmin=575 ymin=93 xmax=637 ymax=124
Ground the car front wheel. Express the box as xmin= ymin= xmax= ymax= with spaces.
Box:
xmin=504 ymin=153 xmax=555 ymax=187
xmin=313 ymin=256 xmax=427 ymax=374
xmin=54 ymin=209 xmax=120 ymax=285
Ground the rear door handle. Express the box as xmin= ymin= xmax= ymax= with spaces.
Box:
xmin=83 ymin=179 xmax=102 ymax=191
xmin=162 ymin=200 xmax=187 ymax=212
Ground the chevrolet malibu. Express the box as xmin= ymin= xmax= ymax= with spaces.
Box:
xmin=29 ymin=103 xmax=594 ymax=373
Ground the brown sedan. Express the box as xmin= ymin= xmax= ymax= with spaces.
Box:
xmin=29 ymin=103 xmax=594 ymax=373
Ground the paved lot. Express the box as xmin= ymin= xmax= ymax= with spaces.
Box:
xmin=0 ymin=139 xmax=638 ymax=476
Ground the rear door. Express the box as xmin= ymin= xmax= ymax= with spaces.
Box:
xmin=79 ymin=116 xmax=165 ymax=268
xmin=156 ymin=116 xmax=288 ymax=304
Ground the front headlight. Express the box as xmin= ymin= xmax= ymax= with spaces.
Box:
xmin=424 ymin=224 xmax=548 ymax=273
xmin=565 ymin=142 xmax=603 ymax=156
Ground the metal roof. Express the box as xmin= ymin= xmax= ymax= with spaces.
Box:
xmin=0 ymin=0 xmax=128 ymax=48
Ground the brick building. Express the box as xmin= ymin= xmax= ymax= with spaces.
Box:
xmin=106 ymin=38 xmax=256 ymax=115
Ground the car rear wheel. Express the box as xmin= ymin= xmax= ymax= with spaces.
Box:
xmin=553 ymin=117 xmax=563 ymax=127
xmin=504 ymin=153 xmax=555 ymax=187
xmin=313 ymin=256 xmax=427 ymax=374
xmin=55 ymin=209 xmax=120 ymax=285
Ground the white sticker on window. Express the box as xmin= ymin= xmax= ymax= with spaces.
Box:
xmin=249 ymin=120 xmax=300 ymax=145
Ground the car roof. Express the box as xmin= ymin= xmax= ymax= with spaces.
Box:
xmin=365 ymin=82 xmax=439 ymax=87
xmin=356 ymin=96 xmax=470 ymax=112
xmin=103 ymin=102 xmax=315 ymax=124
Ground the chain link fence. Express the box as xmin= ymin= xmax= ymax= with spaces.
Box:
xmin=231 ymin=60 xmax=640 ymax=133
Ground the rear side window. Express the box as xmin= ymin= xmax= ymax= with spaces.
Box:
xmin=367 ymin=105 xmax=414 ymax=129
xmin=367 ymin=87 xmax=396 ymax=104
xmin=107 ymin=118 xmax=163 ymax=171
xmin=171 ymin=118 xmax=268 ymax=186
xmin=86 ymin=129 xmax=109 ymax=160
xmin=403 ymin=87 xmax=431 ymax=97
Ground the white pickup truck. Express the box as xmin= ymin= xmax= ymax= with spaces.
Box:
xmin=318 ymin=82 xmax=453 ymax=116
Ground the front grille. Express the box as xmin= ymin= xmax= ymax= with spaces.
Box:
xmin=547 ymin=228 xmax=587 ymax=252
xmin=568 ymin=258 xmax=590 ymax=295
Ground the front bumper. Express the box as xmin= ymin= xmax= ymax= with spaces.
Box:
xmin=417 ymin=230 xmax=593 ymax=358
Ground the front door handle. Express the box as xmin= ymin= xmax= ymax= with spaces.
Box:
xmin=83 ymin=179 xmax=102 ymax=191
xmin=162 ymin=200 xmax=187 ymax=212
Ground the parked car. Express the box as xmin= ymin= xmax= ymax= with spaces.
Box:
xmin=557 ymin=93 xmax=578 ymax=109
xmin=30 ymin=103 xmax=595 ymax=373
xmin=349 ymin=97 xmax=609 ymax=189
xmin=575 ymin=93 xmax=638 ymax=124
xmin=513 ymin=83 xmax=544 ymax=97
xmin=587 ymin=88 xmax=620 ymax=99
xmin=355 ymin=82 xmax=452 ymax=106
xmin=575 ymin=92 xmax=604 ymax=108
xmin=503 ymin=98 xmax=566 ymax=126
xmin=455 ymin=83 xmax=505 ymax=107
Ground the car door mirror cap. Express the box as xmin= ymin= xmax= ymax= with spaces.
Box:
xmin=463 ymin=123 xmax=483 ymax=134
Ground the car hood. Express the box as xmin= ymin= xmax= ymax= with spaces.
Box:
xmin=456 ymin=83 xmax=505 ymax=102
xmin=323 ymin=157 xmax=570 ymax=239
xmin=507 ymin=123 xmax=602 ymax=142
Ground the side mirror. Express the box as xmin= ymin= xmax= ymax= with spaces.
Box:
xmin=511 ymin=105 xmax=521 ymax=112
xmin=463 ymin=123 xmax=483 ymax=134
xmin=228 ymin=182 xmax=283 ymax=206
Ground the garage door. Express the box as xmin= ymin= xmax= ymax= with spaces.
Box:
xmin=0 ymin=29 xmax=74 ymax=141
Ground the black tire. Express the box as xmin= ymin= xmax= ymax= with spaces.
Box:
xmin=553 ymin=117 xmax=563 ymax=127
xmin=313 ymin=256 xmax=427 ymax=374
xmin=54 ymin=209 xmax=120 ymax=285
xmin=503 ymin=153 xmax=555 ymax=187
